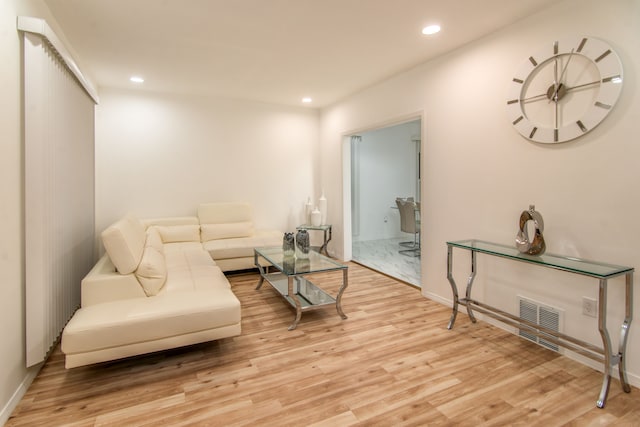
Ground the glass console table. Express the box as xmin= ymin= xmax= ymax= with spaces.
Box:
xmin=447 ymin=239 xmax=634 ymax=408
xmin=254 ymin=246 xmax=347 ymax=330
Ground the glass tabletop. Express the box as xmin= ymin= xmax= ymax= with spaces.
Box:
xmin=448 ymin=239 xmax=633 ymax=279
xmin=296 ymin=224 xmax=332 ymax=230
xmin=255 ymin=246 xmax=346 ymax=276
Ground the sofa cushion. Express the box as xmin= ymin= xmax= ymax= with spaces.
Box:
xmin=135 ymin=246 xmax=167 ymax=296
xmin=145 ymin=226 xmax=164 ymax=254
xmin=203 ymin=229 xmax=282 ymax=260
xmin=198 ymin=202 xmax=255 ymax=241
xmin=101 ymin=215 xmax=146 ymax=274
xmin=162 ymin=242 xmax=229 ymax=292
xmin=61 ymin=289 xmax=241 ymax=355
xmin=157 ymin=224 xmax=201 ymax=243
xmin=201 ymin=222 xmax=254 ymax=241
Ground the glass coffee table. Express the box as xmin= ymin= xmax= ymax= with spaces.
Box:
xmin=254 ymin=247 xmax=348 ymax=330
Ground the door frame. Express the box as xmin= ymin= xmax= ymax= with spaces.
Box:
xmin=341 ymin=112 xmax=424 ymax=262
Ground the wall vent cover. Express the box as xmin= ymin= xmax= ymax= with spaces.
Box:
xmin=518 ymin=296 xmax=562 ymax=352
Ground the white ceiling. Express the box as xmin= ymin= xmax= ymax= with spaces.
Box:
xmin=44 ymin=0 xmax=561 ymax=108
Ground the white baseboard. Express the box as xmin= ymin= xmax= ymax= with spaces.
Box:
xmin=421 ymin=290 xmax=450 ymax=307
xmin=0 ymin=365 xmax=41 ymax=426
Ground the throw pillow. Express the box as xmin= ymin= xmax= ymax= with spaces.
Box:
xmin=101 ymin=214 xmax=146 ymax=274
xmin=145 ymin=226 xmax=164 ymax=253
xmin=135 ymin=245 xmax=167 ymax=296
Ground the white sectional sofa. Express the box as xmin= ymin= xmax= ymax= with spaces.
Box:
xmin=61 ymin=202 xmax=281 ymax=368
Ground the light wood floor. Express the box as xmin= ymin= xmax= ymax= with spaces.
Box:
xmin=8 ymin=263 xmax=640 ymax=426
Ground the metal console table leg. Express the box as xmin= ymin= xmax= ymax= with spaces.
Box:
xmin=446 ymin=245 xmax=459 ymax=329
xmin=447 ymin=246 xmax=476 ymax=329
xmin=464 ymin=251 xmax=477 ymax=324
xmin=288 ymin=276 xmax=303 ymax=331
xmin=336 ymin=268 xmax=348 ymax=320
xmin=319 ymin=226 xmax=332 ymax=257
xmin=255 ymin=251 xmax=265 ymax=290
xmin=597 ymin=278 xmax=614 ymax=408
xmin=597 ymin=272 xmax=634 ymax=407
xmin=618 ymin=273 xmax=634 ymax=393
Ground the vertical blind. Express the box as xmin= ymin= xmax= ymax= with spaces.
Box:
xmin=21 ymin=19 xmax=97 ymax=367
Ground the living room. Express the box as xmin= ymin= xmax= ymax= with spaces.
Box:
xmin=2 ymin=0 xmax=639 ymax=424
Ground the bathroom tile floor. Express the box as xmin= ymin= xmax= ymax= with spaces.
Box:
xmin=352 ymin=237 xmax=421 ymax=287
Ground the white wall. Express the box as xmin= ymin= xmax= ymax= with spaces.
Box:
xmin=321 ymin=0 xmax=640 ymax=386
xmin=96 ymin=88 xmax=320 ymax=236
xmin=353 ymin=120 xmax=420 ymax=242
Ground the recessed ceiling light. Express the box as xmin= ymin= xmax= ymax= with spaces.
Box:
xmin=421 ymin=25 xmax=441 ymax=35
xmin=302 ymin=97 xmax=312 ymax=103
xmin=130 ymin=76 xmax=144 ymax=83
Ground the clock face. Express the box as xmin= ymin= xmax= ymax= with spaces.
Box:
xmin=506 ymin=36 xmax=623 ymax=143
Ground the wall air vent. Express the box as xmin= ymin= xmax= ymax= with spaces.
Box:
xmin=518 ymin=296 xmax=562 ymax=353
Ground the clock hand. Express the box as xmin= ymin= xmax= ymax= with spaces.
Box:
xmin=553 ymin=56 xmax=559 ymax=128
xmin=515 ymin=79 xmax=601 ymax=104
xmin=520 ymin=92 xmax=549 ymax=103
xmin=552 ymin=54 xmax=559 ymax=98
xmin=549 ymin=49 xmax=575 ymax=103
xmin=565 ymin=79 xmax=600 ymax=92
xmin=558 ymin=50 xmax=574 ymax=84
xmin=552 ymin=57 xmax=559 ymax=128
xmin=549 ymin=56 xmax=560 ymax=99
xmin=553 ymin=93 xmax=562 ymax=129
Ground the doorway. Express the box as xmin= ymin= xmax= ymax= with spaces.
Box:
xmin=348 ymin=118 xmax=421 ymax=287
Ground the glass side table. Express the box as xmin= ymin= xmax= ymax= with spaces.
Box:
xmin=296 ymin=224 xmax=332 ymax=256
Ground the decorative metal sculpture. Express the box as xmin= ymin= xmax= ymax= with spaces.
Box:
xmin=295 ymin=229 xmax=310 ymax=259
xmin=515 ymin=204 xmax=546 ymax=255
xmin=283 ymin=232 xmax=295 ymax=257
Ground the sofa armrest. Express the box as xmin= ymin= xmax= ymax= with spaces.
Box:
xmin=81 ymin=254 xmax=146 ymax=307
